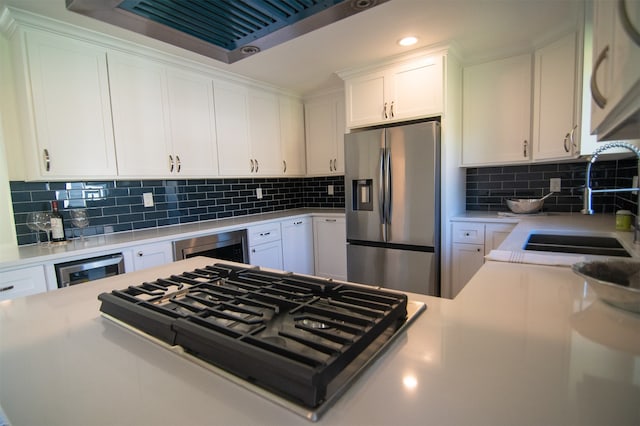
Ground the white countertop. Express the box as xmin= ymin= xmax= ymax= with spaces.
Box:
xmin=0 ymin=208 xmax=344 ymax=269
xmin=2 ymin=248 xmax=640 ymax=425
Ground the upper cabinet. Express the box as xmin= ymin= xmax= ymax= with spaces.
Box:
xmin=532 ymin=32 xmax=580 ymax=161
xmin=590 ymin=0 xmax=640 ymax=141
xmin=462 ymin=53 xmax=532 ymax=166
xmin=108 ymin=50 xmax=218 ymax=178
xmin=462 ymin=31 xmax=582 ymax=166
xmin=279 ymin=96 xmax=306 ymax=176
xmin=304 ymin=91 xmax=345 ymax=176
xmin=11 ymin=28 xmax=117 ymax=180
xmin=341 ymin=54 xmax=444 ymax=128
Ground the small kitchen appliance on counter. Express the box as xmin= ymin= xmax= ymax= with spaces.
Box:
xmin=97 ymin=262 xmax=425 ymax=421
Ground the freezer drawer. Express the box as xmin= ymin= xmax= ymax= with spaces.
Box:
xmin=347 ymin=243 xmax=438 ymax=296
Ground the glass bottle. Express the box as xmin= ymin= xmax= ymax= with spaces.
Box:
xmin=50 ymin=200 xmax=67 ymax=243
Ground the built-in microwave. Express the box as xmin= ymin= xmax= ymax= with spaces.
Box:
xmin=54 ymin=253 xmax=125 ymax=288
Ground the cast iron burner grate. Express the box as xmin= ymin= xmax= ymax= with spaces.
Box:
xmin=98 ymin=263 xmax=418 ymax=419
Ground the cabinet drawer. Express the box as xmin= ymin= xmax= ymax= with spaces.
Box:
xmin=248 ymin=223 xmax=281 ymax=246
xmin=452 ymin=222 xmax=485 ymax=244
xmin=0 ymin=265 xmax=48 ymax=301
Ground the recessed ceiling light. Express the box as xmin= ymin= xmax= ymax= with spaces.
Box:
xmin=398 ymin=36 xmax=418 ymax=47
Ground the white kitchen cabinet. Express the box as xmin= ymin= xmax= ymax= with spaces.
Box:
xmin=214 ymin=81 xmax=284 ymax=176
xmin=279 ymin=96 xmax=306 ymax=176
xmin=108 ymin=51 xmax=218 ymax=178
xmin=590 ymin=0 xmax=640 ymax=141
xmin=313 ymin=216 xmax=347 ymax=281
xmin=129 ymin=241 xmax=174 ymax=272
xmin=450 ymin=221 xmax=515 ymax=298
xmin=12 ymin=28 xmax=117 ymax=180
xmin=532 ymin=32 xmax=581 ymax=161
xmin=281 ymin=217 xmax=314 ymax=275
xmin=305 ymin=91 xmax=345 ymax=176
xmin=462 ymin=53 xmax=532 ymax=166
xmin=343 ymin=54 xmax=444 ymax=128
xmin=0 ymin=264 xmax=48 ymax=301
xmin=248 ymin=222 xmax=283 ymax=270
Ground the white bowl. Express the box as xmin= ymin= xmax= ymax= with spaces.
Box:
xmin=572 ymin=260 xmax=640 ymax=313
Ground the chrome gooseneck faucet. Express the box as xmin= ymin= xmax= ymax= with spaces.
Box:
xmin=582 ymin=141 xmax=640 ymax=244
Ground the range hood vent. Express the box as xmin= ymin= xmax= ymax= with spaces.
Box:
xmin=66 ymin=0 xmax=386 ymax=63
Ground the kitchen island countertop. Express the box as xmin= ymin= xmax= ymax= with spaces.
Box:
xmin=2 ymin=245 xmax=640 ymax=425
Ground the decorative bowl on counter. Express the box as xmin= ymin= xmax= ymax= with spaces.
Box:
xmin=572 ymin=260 xmax=640 ymax=313
xmin=505 ymin=198 xmax=544 ymax=214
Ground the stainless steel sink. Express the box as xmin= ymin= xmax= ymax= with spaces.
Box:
xmin=524 ymin=234 xmax=631 ymax=257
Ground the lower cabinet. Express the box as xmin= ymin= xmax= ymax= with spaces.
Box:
xmin=312 ymin=216 xmax=347 ymax=281
xmin=0 ymin=264 xmax=48 ymax=301
xmin=281 ymin=217 xmax=314 ymax=275
xmin=248 ymin=222 xmax=284 ymax=270
xmin=128 ymin=241 xmax=174 ymax=272
xmin=450 ymin=221 xmax=516 ymax=298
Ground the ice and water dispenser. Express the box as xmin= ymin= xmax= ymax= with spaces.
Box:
xmin=352 ymin=179 xmax=373 ymax=211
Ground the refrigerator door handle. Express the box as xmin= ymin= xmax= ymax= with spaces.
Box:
xmin=384 ymin=148 xmax=392 ymax=225
xmin=379 ymin=147 xmax=386 ymax=232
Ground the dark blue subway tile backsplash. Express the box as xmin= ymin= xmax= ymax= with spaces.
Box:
xmin=11 ymin=176 xmax=345 ymax=245
xmin=466 ymin=158 xmax=638 ymax=214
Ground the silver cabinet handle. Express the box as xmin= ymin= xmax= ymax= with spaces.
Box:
xmin=325 ymin=218 xmax=337 ymax=222
xmin=569 ymin=125 xmax=577 ymax=150
xmin=294 ymin=221 xmax=303 ymax=225
xmin=383 ymin=102 xmax=388 ymax=119
xmin=329 ymin=159 xmax=333 ymax=171
xmin=176 ymin=155 xmax=181 ymax=173
xmin=591 ymin=46 xmax=609 ymax=109
xmin=259 ymin=232 xmax=271 ymax=236
xmin=619 ymin=0 xmax=640 ymax=46
xmin=255 ymin=159 xmax=259 ymax=173
xmin=390 ymin=101 xmax=395 ymax=118
xmin=250 ymin=159 xmax=255 ymax=173
xmin=523 ymin=140 xmax=528 ymax=158
xmin=0 ymin=285 xmax=15 ymax=293
xmin=379 ymin=148 xmax=385 ymax=225
xmin=563 ymin=125 xmax=578 ymax=152
xmin=169 ymin=154 xmax=174 ymax=172
xmin=283 ymin=160 xmax=287 ymax=173
xmin=43 ymin=148 xmax=50 ymax=172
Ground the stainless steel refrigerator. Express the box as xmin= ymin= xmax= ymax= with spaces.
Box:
xmin=345 ymin=120 xmax=440 ymax=296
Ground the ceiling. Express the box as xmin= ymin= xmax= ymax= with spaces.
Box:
xmin=1 ymin=0 xmax=584 ymax=96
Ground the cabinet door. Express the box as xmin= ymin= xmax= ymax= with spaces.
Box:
xmin=279 ymin=96 xmax=306 ymax=175
xmin=0 ymin=265 xmax=48 ymax=301
xmin=214 ymin=81 xmax=251 ymax=176
xmin=23 ymin=30 xmax=116 ymax=179
xmin=391 ymin=55 xmax=444 ymax=121
xmin=281 ymin=218 xmax=314 ymax=275
xmin=451 ymin=243 xmax=484 ymax=298
xmin=590 ymin=0 xmax=615 ymax=132
xmin=485 ymin=223 xmax=516 ymax=250
xmin=313 ymin=216 xmax=347 ymax=280
xmin=345 ymin=71 xmax=386 ymax=128
xmin=249 ymin=240 xmax=284 ymax=270
xmin=131 ymin=242 xmax=174 ymax=271
xmin=108 ymin=51 xmax=173 ymax=177
xmin=305 ymin=96 xmax=339 ymax=175
xmin=533 ymin=33 xmax=579 ymax=161
xmin=166 ymin=68 xmax=219 ymax=177
xmin=462 ymin=54 xmax=532 ymax=166
xmin=247 ymin=89 xmax=282 ymax=175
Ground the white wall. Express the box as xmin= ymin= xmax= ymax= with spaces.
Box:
xmin=0 ymin=33 xmax=18 ymax=248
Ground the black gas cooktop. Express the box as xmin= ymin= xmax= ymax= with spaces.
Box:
xmin=98 ymin=262 xmax=425 ymax=421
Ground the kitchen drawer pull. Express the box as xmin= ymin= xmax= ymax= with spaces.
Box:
xmin=43 ymin=149 xmax=50 ymax=172
xmin=325 ymin=219 xmax=337 ymax=222
xmin=250 ymin=159 xmax=255 ymax=173
xmin=169 ymin=155 xmax=174 ymax=172
xmin=259 ymin=232 xmax=271 ymax=236
xmin=591 ymin=46 xmax=609 ymax=109
xmin=0 ymin=285 xmax=15 ymax=293
xmin=283 ymin=160 xmax=287 ymax=173
xmin=619 ymin=0 xmax=640 ymax=47
xmin=294 ymin=221 xmax=303 ymax=225
xmin=176 ymin=155 xmax=181 ymax=173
